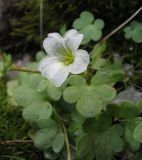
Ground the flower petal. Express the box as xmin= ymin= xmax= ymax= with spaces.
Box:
xmin=38 ymin=56 xmax=57 ymax=72
xmin=38 ymin=56 xmax=69 ymax=87
xmin=64 ymin=29 xmax=83 ymax=51
xmin=70 ymin=49 xmax=90 ymax=74
xmin=51 ymin=66 xmax=69 ymax=87
xmin=43 ymin=33 xmax=66 ymax=56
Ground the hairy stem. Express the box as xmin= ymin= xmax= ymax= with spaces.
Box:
xmin=10 ymin=66 xmax=40 ymax=74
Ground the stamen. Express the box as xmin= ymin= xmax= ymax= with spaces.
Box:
xmin=60 ymin=52 xmax=74 ymax=65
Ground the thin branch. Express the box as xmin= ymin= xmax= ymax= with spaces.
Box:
xmin=61 ymin=123 xmax=71 ymax=160
xmin=101 ymin=6 xmax=142 ymax=42
xmin=53 ymin=109 xmax=71 ymax=160
xmin=10 ymin=66 xmax=40 ymax=74
xmin=0 ymin=140 xmax=32 ymax=145
xmin=40 ymin=0 xmax=43 ymax=49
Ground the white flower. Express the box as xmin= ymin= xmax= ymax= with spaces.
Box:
xmin=38 ymin=29 xmax=90 ymax=87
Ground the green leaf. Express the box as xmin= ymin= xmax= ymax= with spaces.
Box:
xmin=76 ymin=135 xmax=95 ymax=160
xmin=63 ymin=86 xmax=81 ymax=103
xmin=94 ymin=19 xmax=104 ymax=29
xmin=137 ymin=98 xmax=142 ymax=112
xmin=76 ymin=87 xmax=103 ymax=117
xmin=91 ymin=58 xmax=107 ymax=70
xmin=83 ymin=113 xmax=112 ymax=134
xmin=133 ymin=122 xmax=142 ymax=143
xmin=118 ymin=101 xmax=139 ymax=119
xmin=33 ymin=128 xmax=57 ymax=149
xmin=68 ymin=75 xmax=86 ymax=86
xmin=108 ymin=101 xmax=139 ymax=119
xmin=73 ymin=11 xmax=104 ymax=44
xmin=69 ymin=111 xmax=85 ymax=136
xmin=80 ymin=11 xmax=94 ymax=24
xmin=124 ymin=121 xmax=140 ymax=151
xmin=47 ymin=82 xmax=62 ymax=101
xmin=124 ymin=21 xmax=142 ymax=43
xmin=36 ymin=119 xmax=57 ymax=129
xmin=28 ymin=74 xmax=43 ymax=89
xmin=44 ymin=150 xmax=57 ymax=159
xmin=73 ymin=11 xmax=94 ymax=30
xmin=83 ymin=115 xmax=124 ymax=160
xmin=22 ymin=102 xmax=52 ymax=122
xmin=18 ymin=72 xmax=29 ymax=84
xmin=36 ymin=79 xmax=48 ymax=92
xmin=52 ymin=132 xmax=65 ymax=153
xmin=38 ymin=102 xmax=53 ymax=119
xmin=91 ymin=42 xmax=107 ymax=60
xmin=95 ymin=125 xmax=124 ymax=160
xmin=60 ymin=23 xmax=67 ymax=35
xmin=91 ymin=72 xmax=109 ymax=85
xmin=91 ymin=61 xmax=124 ymax=85
xmin=93 ymin=84 xmax=116 ymax=101
xmin=14 ymin=85 xmax=44 ymax=107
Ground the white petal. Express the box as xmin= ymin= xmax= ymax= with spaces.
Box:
xmin=43 ymin=33 xmax=66 ymax=56
xmin=51 ymin=66 xmax=69 ymax=87
xmin=64 ymin=29 xmax=83 ymax=51
xmin=38 ymin=56 xmax=58 ymax=72
xmin=38 ymin=56 xmax=69 ymax=87
xmin=70 ymin=49 xmax=90 ymax=74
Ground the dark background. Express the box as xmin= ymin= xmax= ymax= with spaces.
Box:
xmin=0 ymin=0 xmax=142 ymax=58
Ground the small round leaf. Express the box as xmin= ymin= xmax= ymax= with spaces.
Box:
xmin=52 ymin=132 xmax=65 ymax=153
xmin=133 ymin=123 xmax=142 ymax=143
xmin=63 ymin=86 xmax=81 ymax=103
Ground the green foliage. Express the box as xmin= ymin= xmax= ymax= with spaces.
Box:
xmin=14 ymin=84 xmax=44 ymax=107
xmin=90 ymin=42 xmax=107 ymax=69
xmin=0 ymin=54 xmax=11 ymax=78
xmin=0 ymin=101 xmax=43 ymax=159
xmin=124 ymin=119 xmax=141 ymax=151
xmin=52 ymin=132 xmax=65 ymax=153
xmin=63 ymin=74 xmax=116 ymax=117
xmin=133 ymin=122 xmax=142 ymax=143
xmin=8 ymin=58 xmax=67 ymax=159
xmin=22 ymin=102 xmax=53 ymax=122
xmin=75 ymin=113 xmax=124 ymax=160
xmin=33 ymin=128 xmax=58 ymax=149
xmin=9 ymin=47 xmax=130 ymax=159
xmin=0 ymin=80 xmax=7 ymax=107
xmin=91 ymin=61 xmax=125 ymax=85
xmin=4 ymin=3 xmax=142 ymax=157
xmin=73 ymin=11 xmax=104 ymax=44
xmin=124 ymin=21 xmax=142 ymax=43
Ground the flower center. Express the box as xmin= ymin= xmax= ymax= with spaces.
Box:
xmin=60 ymin=52 xmax=74 ymax=65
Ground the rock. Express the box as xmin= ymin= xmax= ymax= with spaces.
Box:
xmin=113 ymin=86 xmax=142 ymax=104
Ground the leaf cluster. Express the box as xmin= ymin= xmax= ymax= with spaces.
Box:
xmin=124 ymin=21 xmax=142 ymax=43
xmin=73 ymin=11 xmax=104 ymax=44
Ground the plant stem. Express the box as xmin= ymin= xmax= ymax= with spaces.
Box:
xmin=53 ymin=109 xmax=71 ymax=160
xmin=40 ymin=0 xmax=43 ymax=49
xmin=101 ymin=6 xmax=142 ymax=42
xmin=61 ymin=123 xmax=71 ymax=160
xmin=0 ymin=140 xmax=32 ymax=144
xmin=10 ymin=66 xmax=40 ymax=74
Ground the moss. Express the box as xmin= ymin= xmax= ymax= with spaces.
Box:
xmin=0 ymin=81 xmax=43 ymax=159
